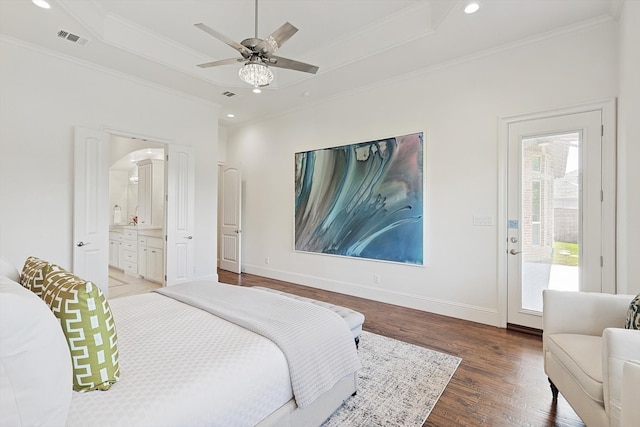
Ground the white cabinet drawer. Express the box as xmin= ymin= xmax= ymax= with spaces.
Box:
xmin=138 ymin=236 xmax=147 ymax=245
xmin=122 ymin=250 xmax=137 ymax=263
xmin=109 ymin=232 xmax=123 ymax=241
xmin=123 ymin=229 xmax=137 ymax=240
xmin=123 ymin=261 xmax=137 ymax=275
xmin=122 ymin=241 xmax=136 ymax=252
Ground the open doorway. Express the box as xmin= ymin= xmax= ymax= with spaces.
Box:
xmin=74 ymin=127 xmax=196 ymax=295
xmin=108 ymin=135 xmax=165 ymax=297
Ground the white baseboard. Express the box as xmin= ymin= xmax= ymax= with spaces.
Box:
xmin=242 ymin=264 xmax=501 ymax=327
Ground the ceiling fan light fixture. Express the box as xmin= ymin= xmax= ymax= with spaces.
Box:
xmin=464 ymin=1 xmax=480 ymax=14
xmin=32 ymin=0 xmax=51 ymax=9
xmin=238 ymin=62 xmax=273 ymax=87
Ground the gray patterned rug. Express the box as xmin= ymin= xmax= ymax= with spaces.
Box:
xmin=322 ymin=331 xmax=461 ymax=427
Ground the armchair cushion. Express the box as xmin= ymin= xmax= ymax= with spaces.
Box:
xmin=545 ymin=334 xmax=603 ymax=403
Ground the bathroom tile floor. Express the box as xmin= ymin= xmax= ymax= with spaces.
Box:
xmin=108 ymin=267 xmax=161 ymax=299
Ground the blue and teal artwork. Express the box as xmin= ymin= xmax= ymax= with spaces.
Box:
xmin=294 ymin=132 xmax=424 ymax=264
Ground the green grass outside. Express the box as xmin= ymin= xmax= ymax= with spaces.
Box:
xmin=553 ymin=241 xmax=579 ymax=266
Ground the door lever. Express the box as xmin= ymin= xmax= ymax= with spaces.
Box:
xmin=76 ymin=241 xmax=91 ymax=247
xmin=509 ymin=249 xmax=522 ymax=255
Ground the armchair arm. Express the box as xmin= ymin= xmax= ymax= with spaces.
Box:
xmin=543 ymin=290 xmax=633 ymax=336
xmin=602 ymin=328 xmax=640 ymax=427
xmin=621 ymin=360 xmax=640 ymax=427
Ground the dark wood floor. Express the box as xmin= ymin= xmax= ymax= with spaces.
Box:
xmin=218 ymin=269 xmax=585 ymax=427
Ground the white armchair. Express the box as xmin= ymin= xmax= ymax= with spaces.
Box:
xmin=543 ymin=290 xmax=640 ymax=427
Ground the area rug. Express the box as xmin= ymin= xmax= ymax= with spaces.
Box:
xmin=322 ymin=331 xmax=461 ymax=427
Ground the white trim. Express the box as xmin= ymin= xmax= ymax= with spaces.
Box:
xmin=497 ymin=98 xmax=617 ymax=328
xmin=244 ymin=264 xmax=502 ymax=327
xmin=102 ymin=127 xmax=174 ymax=145
xmin=0 ymin=35 xmax=221 ymax=109
xmin=225 ymin=16 xmax=617 ymax=130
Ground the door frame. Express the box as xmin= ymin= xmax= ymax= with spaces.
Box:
xmin=77 ymin=126 xmax=192 ymax=289
xmin=497 ymin=99 xmax=616 ymax=328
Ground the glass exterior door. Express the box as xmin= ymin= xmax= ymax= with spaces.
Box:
xmin=507 ymin=111 xmax=602 ymax=329
xmin=519 ymin=132 xmax=580 ymax=312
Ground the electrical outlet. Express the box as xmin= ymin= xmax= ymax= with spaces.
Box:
xmin=473 ymin=215 xmax=494 ymax=226
xmin=373 ymin=273 xmax=381 ymax=284
xmin=265 ymin=257 xmax=270 ymax=265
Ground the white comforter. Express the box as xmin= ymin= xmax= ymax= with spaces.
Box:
xmin=67 ymin=293 xmax=293 ymax=427
xmin=156 ymin=281 xmax=361 ymax=409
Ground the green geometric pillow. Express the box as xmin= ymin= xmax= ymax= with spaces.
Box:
xmin=20 ymin=256 xmax=51 ymax=297
xmin=625 ymin=294 xmax=640 ymax=330
xmin=42 ymin=266 xmax=120 ymax=392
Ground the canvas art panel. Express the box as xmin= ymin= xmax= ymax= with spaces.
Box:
xmin=295 ymin=132 xmax=424 ymax=264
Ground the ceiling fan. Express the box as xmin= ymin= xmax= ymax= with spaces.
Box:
xmin=195 ymin=0 xmax=319 ymax=89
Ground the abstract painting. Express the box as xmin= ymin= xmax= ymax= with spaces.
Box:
xmin=295 ymin=132 xmax=423 ymax=264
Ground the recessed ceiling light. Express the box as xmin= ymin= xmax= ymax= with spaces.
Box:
xmin=464 ymin=1 xmax=480 ymax=14
xmin=32 ymin=0 xmax=51 ymax=9
xmin=252 ymin=87 xmax=262 ymax=94
xmin=226 ymin=113 xmax=235 ymax=118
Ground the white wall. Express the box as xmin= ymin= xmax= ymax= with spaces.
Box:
xmin=617 ymin=1 xmax=640 ymax=295
xmin=109 ymin=170 xmax=129 ymax=225
xmin=225 ymin=21 xmax=620 ymax=326
xmin=0 ymin=39 xmax=220 ymax=281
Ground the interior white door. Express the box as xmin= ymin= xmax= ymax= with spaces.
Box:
xmin=219 ymin=166 xmax=242 ymax=273
xmin=506 ymin=110 xmax=604 ymax=329
xmin=73 ymin=127 xmax=110 ymax=296
xmin=165 ymin=144 xmax=195 ymax=286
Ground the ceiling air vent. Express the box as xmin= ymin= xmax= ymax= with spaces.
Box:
xmin=222 ymin=91 xmax=236 ymax=98
xmin=57 ymin=29 xmax=89 ymax=46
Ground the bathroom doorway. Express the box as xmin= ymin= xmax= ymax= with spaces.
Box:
xmin=108 ymin=135 xmax=166 ymax=295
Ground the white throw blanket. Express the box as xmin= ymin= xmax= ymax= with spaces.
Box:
xmin=156 ymin=281 xmax=361 ymax=408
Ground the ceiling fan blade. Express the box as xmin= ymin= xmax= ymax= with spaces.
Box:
xmin=268 ymin=56 xmax=319 ymax=74
xmin=197 ymin=57 xmax=243 ymax=68
xmin=194 ymin=23 xmax=252 ymax=58
xmin=256 ymin=22 xmax=298 ymax=55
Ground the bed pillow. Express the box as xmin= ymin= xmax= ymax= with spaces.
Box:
xmin=19 ymin=256 xmax=51 ymax=297
xmin=625 ymin=294 xmax=640 ymax=330
xmin=0 ymin=276 xmax=73 ymax=426
xmin=42 ymin=265 xmax=120 ymax=392
xmin=0 ymin=258 xmax=20 ymax=283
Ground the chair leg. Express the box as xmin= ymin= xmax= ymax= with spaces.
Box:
xmin=548 ymin=378 xmax=559 ymax=400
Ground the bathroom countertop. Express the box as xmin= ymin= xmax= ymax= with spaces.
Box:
xmin=110 ymin=225 xmax=163 ymax=237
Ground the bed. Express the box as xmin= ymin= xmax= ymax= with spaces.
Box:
xmin=0 ymin=260 xmax=361 ymax=427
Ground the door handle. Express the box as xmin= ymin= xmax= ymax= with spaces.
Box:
xmin=509 ymin=249 xmax=522 ymax=255
xmin=235 ymin=229 xmax=242 ymax=234
xmin=184 ymin=236 xmax=193 ymax=239
xmin=76 ymin=241 xmax=91 ymax=247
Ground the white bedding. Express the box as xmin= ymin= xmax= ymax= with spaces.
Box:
xmin=157 ymin=281 xmax=361 ymax=409
xmin=67 ymin=293 xmax=293 ymax=427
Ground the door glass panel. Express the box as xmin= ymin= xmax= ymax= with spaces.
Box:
xmin=521 ymin=132 xmax=580 ymax=312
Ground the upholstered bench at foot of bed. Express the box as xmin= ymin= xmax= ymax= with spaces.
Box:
xmin=253 ymin=286 xmax=365 ymax=348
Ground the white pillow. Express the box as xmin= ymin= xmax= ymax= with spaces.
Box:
xmin=0 ymin=276 xmax=73 ymax=426
xmin=0 ymin=258 xmax=20 ymax=283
